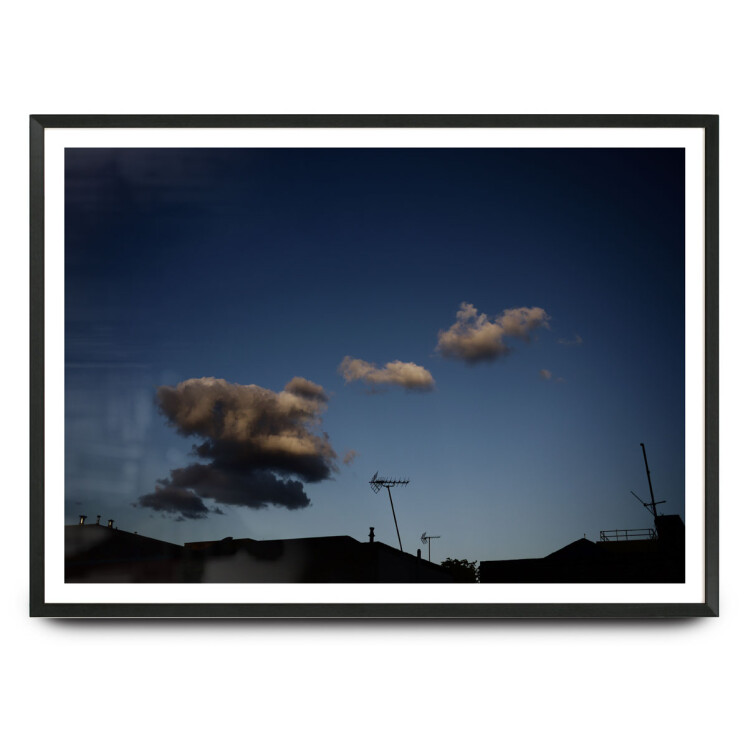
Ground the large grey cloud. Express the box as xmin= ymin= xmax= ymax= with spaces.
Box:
xmin=339 ymin=356 xmax=435 ymax=392
xmin=136 ymin=376 xmax=337 ymax=519
xmin=141 ymin=464 xmax=311 ymax=513
xmin=436 ymin=302 xmax=550 ymax=364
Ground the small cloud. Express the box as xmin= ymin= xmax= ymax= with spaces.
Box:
xmin=343 ymin=449 xmax=359 ymax=465
xmin=284 ymin=376 xmax=329 ymax=403
xmin=558 ymin=333 xmax=583 ymax=346
xmin=436 ymin=302 xmax=550 ymax=364
xmin=339 ymin=357 xmax=435 ymax=392
xmin=540 ymin=369 xmax=552 ymax=380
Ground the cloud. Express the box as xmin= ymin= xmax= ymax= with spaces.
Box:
xmin=284 ymin=376 xmax=329 ymax=403
xmin=136 ymin=376 xmax=337 ymax=519
xmin=436 ymin=302 xmax=550 ymax=364
xmin=137 ymin=485 xmax=211 ymax=520
xmin=342 ymin=449 xmax=359 ymax=465
xmin=339 ymin=356 xmax=435 ymax=392
xmin=540 ymin=369 xmax=552 ymax=380
xmin=558 ymin=333 xmax=583 ymax=346
xmin=155 ymin=376 xmax=335 ymax=480
xmin=151 ymin=463 xmax=311 ymax=511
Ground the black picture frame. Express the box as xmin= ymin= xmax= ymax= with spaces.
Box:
xmin=30 ymin=114 xmax=718 ymax=618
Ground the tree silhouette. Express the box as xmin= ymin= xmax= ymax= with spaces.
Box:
xmin=441 ymin=557 xmax=479 ymax=583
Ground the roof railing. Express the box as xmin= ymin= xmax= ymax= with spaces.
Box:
xmin=599 ymin=528 xmax=656 ymax=542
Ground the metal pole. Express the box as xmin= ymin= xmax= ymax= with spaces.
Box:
xmin=386 ymin=485 xmax=403 ymax=551
xmin=427 ymin=537 xmax=431 ymax=562
xmin=640 ymin=443 xmax=658 ymax=518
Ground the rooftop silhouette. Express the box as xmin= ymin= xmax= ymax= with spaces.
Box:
xmin=479 ymin=514 xmax=685 ymax=583
xmin=65 ymin=522 xmax=453 ymax=583
xmin=66 ymin=509 xmax=684 ymax=584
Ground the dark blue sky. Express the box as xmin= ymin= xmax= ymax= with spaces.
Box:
xmin=65 ymin=147 xmax=684 ymax=562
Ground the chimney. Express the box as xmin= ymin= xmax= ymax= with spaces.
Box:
xmin=417 ymin=548 xmax=421 ymax=559
xmin=369 ymin=527 xmax=375 ymax=543
xmin=107 ymin=519 xmax=114 ymax=529
xmin=79 ymin=515 xmax=87 ymax=525
xmin=96 ymin=515 xmax=101 ymax=525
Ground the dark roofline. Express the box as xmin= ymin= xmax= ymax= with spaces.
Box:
xmin=66 ymin=523 xmax=183 ymax=549
xmin=67 ymin=526 xmax=445 ymax=571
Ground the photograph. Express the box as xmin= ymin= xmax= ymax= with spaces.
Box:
xmin=31 ymin=116 xmax=716 ymax=615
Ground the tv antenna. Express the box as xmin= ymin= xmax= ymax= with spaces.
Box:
xmin=369 ymin=473 xmax=409 ymax=551
xmin=631 ymin=443 xmax=666 ymax=519
xmin=420 ymin=532 xmax=440 ymax=562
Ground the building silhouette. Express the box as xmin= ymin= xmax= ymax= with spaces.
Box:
xmin=65 ymin=521 xmax=452 ymax=583
xmin=66 ymin=511 xmax=685 ymax=584
xmin=479 ymin=514 xmax=685 ymax=583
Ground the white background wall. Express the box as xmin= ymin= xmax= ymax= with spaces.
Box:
xmin=1 ymin=3 xmax=744 ymax=746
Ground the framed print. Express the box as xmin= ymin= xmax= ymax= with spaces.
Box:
xmin=29 ymin=115 xmax=718 ymax=618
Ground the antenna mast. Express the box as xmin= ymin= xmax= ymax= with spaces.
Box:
xmin=369 ymin=473 xmax=409 ymax=551
xmin=638 ymin=443 xmax=666 ymax=519
xmin=602 ymin=443 xmax=668 ymax=543
xmin=420 ymin=532 xmax=441 ymax=562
